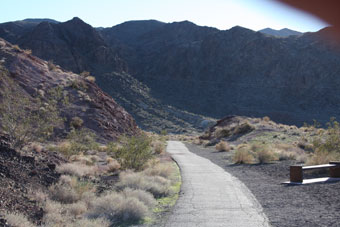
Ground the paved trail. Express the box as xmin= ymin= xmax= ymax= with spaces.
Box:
xmin=165 ymin=141 xmax=270 ymax=227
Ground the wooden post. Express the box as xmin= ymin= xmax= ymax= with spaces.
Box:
xmin=329 ymin=161 xmax=340 ymax=178
xmin=290 ymin=165 xmax=303 ymax=183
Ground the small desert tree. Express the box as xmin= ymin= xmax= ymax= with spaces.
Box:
xmin=0 ymin=68 xmax=64 ymax=149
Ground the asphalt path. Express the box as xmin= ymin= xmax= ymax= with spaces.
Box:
xmin=165 ymin=141 xmax=270 ymax=227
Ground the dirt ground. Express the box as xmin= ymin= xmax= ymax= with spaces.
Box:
xmin=186 ymin=143 xmax=340 ymax=227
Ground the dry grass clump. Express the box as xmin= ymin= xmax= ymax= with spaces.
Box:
xmin=307 ymin=151 xmax=340 ymax=165
xmin=215 ymin=141 xmax=231 ymax=152
xmin=152 ymin=141 xmax=165 ymax=154
xmin=3 ymin=212 xmax=35 ymax=227
xmin=233 ymin=144 xmax=254 ymax=164
xmin=263 ymin=116 xmax=270 ymax=122
xmin=49 ymin=175 xmax=94 ymax=204
xmin=117 ymin=171 xmax=172 ymax=198
xmin=143 ymin=162 xmax=176 ymax=179
xmin=273 ymin=143 xmax=307 ymax=162
xmin=86 ymin=192 xmax=149 ymax=224
xmin=104 ymin=157 xmax=121 ymax=172
xmin=85 ymin=76 xmax=96 ymax=83
xmin=49 ymin=181 xmax=80 ymax=204
xmin=256 ymin=149 xmax=277 ymax=163
xmin=250 ymin=144 xmax=278 ymax=164
xmin=122 ymin=188 xmax=156 ymax=207
xmin=233 ymin=149 xmax=254 ymax=164
xmin=69 ymin=218 xmax=110 ymax=227
xmin=56 ymin=162 xmax=98 ymax=177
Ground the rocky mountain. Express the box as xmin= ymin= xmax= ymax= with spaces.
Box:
xmin=259 ymin=28 xmax=302 ymax=37
xmin=0 ymin=38 xmax=138 ymax=140
xmin=1 ymin=18 xmax=340 ymax=128
xmin=102 ymin=22 xmax=340 ymax=126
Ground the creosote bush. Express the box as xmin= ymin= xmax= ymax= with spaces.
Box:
xmin=108 ymin=135 xmax=153 ymax=171
xmin=308 ymin=118 xmax=340 ymax=164
xmin=70 ymin=116 xmax=84 ymax=129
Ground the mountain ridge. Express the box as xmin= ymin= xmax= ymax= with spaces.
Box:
xmin=1 ymin=17 xmax=339 ymax=130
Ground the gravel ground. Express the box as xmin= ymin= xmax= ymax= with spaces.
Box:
xmin=185 ymin=143 xmax=340 ymax=227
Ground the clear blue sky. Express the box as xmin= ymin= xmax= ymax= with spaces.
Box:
xmin=0 ymin=0 xmax=328 ymax=32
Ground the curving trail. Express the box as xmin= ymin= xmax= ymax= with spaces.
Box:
xmin=165 ymin=141 xmax=270 ymax=227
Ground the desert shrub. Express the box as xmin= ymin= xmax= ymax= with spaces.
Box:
xmin=65 ymin=201 xmax=87 ymax=217
xmin=233 ymin=147 xmax=254 ymax=164
xmin=86 ymin=192 xmax=149 ymax=224
xmin=263 ymin=116 xmax=270 ymax=122
xmin=112 ymin=135 xmax=153 ymax=171
xmin=70 ymin=116 xmax=84 ymax=129
xmin=309 ymin=118 xmax=340 ymax=164
xmin=122 ymin=188 xmax=156 ymax=207
xmin=69 ymin=218 xmax=110 ymax=227
xmin=54 ymin=129 xmax=99 ymax=158
xmin=3 ymin=212 xmax=35 ymax=227
xmin=24 ymin=49 xmax=32 ymax=55
xmin=234 ymin=122 xmax=255 ymax=135
xmin=256 ymin=149 xmax=277 ymax=163
xmin=42 ymin=200 xmax=72 ymax=226
xmin=48 ymin=60 xmax=56 ymax=71
xmin=85 ymin=76 xmax=96 ymax=83
xmin=214 ymin=127 xmax=231 ymax=138
xmin=215 ymin=141 xmax=231 ymax=152
xmin=297 ymin=141 xmax=314 ymax=152
xmin=117 ymin=171 xmax=171 ymax=198
xmin=143 ymin=162 xmax=175 ymax=179
xmin=105 ymin=157 xmax=121 ymax=172
xmin=56 ymin=162 xmax=98 ymax=177
xmin=152 ymin=141 xmax=165 ymax=154
xmin=71 ymin=78 xmax=88 ymax=91
xmin=49 ymin=182 xmax=80 ymax=204
xmin=250 ymin=144 xmax=277 ymax=163
xmin=49 ymin=176 xmax=93 ymax=203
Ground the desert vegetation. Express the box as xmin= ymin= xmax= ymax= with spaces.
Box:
xmin=0 ymin=63 xmax=180 ymax=226
xmin=196 ymin=116 xmax=340 ymax=166
xmin=0 ymin=128 xmax=180 ymax=226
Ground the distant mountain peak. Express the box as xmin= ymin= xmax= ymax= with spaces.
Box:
xmin=259 ymin=27 xmax=302 ymax=37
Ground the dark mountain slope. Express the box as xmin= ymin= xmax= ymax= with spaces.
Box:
xmin=104 ymin=22 xmax=340 ymax=125
xmin=2 ymin=18 xmax=340 ymax=128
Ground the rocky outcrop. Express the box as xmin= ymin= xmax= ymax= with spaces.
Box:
xmin=0 ymin=38 xmax=138 ymax=140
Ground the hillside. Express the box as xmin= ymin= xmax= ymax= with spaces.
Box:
xmin=0 ymin=38 xmax=138 ymax=140
xmin=2 ymin=18 xmax=340 ymax=129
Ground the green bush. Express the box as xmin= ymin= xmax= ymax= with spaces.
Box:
xmin=309 ymin=118 xmax=340 ymax=164
xmin=70 ymin=116 xmax=84 ymax=129
xmin=111 ymin=135 xmax=153 ymax=171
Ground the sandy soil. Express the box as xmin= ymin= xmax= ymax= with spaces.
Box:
xmin=186 ymin=143 xmax=340 ymax=227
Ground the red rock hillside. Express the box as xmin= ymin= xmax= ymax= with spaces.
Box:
xmin=0 ymin=38 xmax=139 ymax=141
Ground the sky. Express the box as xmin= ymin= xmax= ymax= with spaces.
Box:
xmin=0 ymin=0 xmax=328 ymax=32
